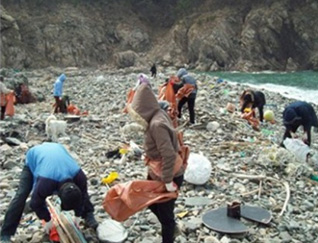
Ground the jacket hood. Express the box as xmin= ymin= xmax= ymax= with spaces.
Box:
xmin=127 ymin=84 xmax=160 ymax=126
xmin=176 ymin=68 xmax=188 ymax=78
xmin=59 ymin=74 xmax=66 ymax=82
xmin=138 ymin=73 xmax=149 ymax=85
xmin=283 ymin=108 xmax=301 ymax=125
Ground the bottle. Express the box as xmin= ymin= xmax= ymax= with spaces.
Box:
xmin=310 ymin=174 xmax=318 ymax=182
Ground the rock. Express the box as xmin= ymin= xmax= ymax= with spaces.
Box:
xmin=0 ymin=144 xmax=12 ymax=151
xmin=206 ymin=121 xmax=220 ymax=131
xmin=204 ymin=236 xmax=220 ymax=243
xmin=115 ymin=51 xmax=138 ymax=68
xmin=184 ymin=197 xmax=212 ymax=206
xmin=279 ymin=231 xmax=292 ymax=243
xmin=4 ymin=137 xmax=22 ymax=146
xmin=2 ymin=161 xmax=18 ymax=170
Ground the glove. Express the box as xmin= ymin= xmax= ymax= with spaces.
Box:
xmin=165 ymin=182 xmax=178 ymax=192
xmin=73 ymin=216 xmax=81 ymax=228
xmin=44 ymin=220 xmax=53 ymax=234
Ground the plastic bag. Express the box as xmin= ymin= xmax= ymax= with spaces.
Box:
xmin=184 ymin=153 xmax=212 ymax=185
xmin=283 ymin=138 xmax=311 ymax=163
xmin=97 ymin=219 xmax=127 ymax=243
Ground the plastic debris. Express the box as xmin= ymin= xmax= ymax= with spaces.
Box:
xmin=102 ymin=172 xmax=119 ymax=184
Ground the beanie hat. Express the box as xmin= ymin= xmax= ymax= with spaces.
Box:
xmin=176 ymin=68 xmax=188 ymax=78
xmin=59 ymin=182 xmax=82 ymax=211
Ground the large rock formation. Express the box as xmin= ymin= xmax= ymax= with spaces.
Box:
xmin=1 ymin=0 xmax=318 ymax=71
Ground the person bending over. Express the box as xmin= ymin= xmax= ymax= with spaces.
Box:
xmin=282 ymin=101 xmax=318 ymax=146
xmin=240 ymin=90 xmax=266 ymax=122
xmin=0 ymin=142 xmax=98 ymax=242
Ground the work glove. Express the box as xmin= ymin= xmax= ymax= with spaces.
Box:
xmin=44 ymin=220 xmax=53 ymax=234
xmin=165 ymin=182 xmax=178 ymax=192
xmin=73 ymin=216 xmax=81 ymax=228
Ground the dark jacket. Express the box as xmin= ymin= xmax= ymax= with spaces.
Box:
xmin=240 ymin=90 xmax=266 ymax=112
xmin=283 ymin=101 xmax=318 ymax=131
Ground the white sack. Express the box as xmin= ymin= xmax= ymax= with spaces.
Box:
xmin=184 ymin=153 xmax=212 ymax=185
xmin=283 ymin=138 xmax=311 ymax=163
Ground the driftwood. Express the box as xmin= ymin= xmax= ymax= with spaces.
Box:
xmin=60 ymin=213 xmax=82 ymax=243
xmin=233 ymin=174 xmax=290 ymax=217
xmin=46 ymin=198 xmax=85 ymax=243
xmin=46 ymin=199 xmax=71 ymax=243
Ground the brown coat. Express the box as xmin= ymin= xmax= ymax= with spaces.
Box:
xmin=127 ymin=84 xmax=184 ymax=183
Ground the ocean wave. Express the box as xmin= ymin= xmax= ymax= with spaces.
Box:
xmin=233 ymin=81 xmax=318 ymax=105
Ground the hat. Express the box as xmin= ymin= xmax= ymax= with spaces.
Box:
xmin=176 ymin=68 xmax=188 ymax=78
xmin=59 ymin=182 xmax=82 ymax=211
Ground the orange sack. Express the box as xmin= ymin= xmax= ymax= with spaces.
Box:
xmin=241 ymin=109 xmax=260 ymax=130
xmin=5 ymin=92 xmax=16 ymax=117
xmin=103 ymin=180 xmax=177 ymax=222
xmin=123 ymin=89 xmax=136 ymax=113
xmin=67 ymin=104 xmax=80 ymax=115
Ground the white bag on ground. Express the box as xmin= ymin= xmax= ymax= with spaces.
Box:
xmin=283 ymin=138 xmax=311 ymax=163
xmin=97 ymin=219 xmax=128 ymax=243
xmin=184 ymin=152 xmax=212 ymax=185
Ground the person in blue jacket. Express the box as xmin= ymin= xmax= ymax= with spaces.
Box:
xmin=282 ymin=101 xmax=318 ymax=146
xmin=0 ymin=143 xmax=98 ymax=242
xmin=53 ymin=74 xmax=66 ymax=113
xmin=176 ymin=68 xmax=198 ymax=124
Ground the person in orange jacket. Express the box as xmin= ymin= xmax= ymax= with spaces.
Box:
xmin=0 ymin=76 xmax=14 ymax=120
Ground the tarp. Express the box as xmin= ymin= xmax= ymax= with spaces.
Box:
xmin=103 ymin=180 xmax=177 ymax=222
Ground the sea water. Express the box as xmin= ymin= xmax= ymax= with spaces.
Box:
xmin=205 ymin=71 xmax=318 ymax=105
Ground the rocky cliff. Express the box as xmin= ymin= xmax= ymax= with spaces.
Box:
xmin=1 ymin=0 xmax=318 ymax=71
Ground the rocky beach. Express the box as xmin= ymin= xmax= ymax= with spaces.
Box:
xmin=0 ymin=67 xmax=318 ymax=243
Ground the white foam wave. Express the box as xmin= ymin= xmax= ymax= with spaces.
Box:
xmin=244 ymin=82 xmax=318 ymax=105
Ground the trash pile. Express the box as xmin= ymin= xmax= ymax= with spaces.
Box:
xmin=0 ymin=67 xmax=318 ymax=243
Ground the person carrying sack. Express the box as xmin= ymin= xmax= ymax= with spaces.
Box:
xmin=127 ymin=83 xmax=189 ymax=243
xmin=176 ymin=68 xmax=197 ymax=124
xmin=0 ymin=76 xmax=14 ymax=120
